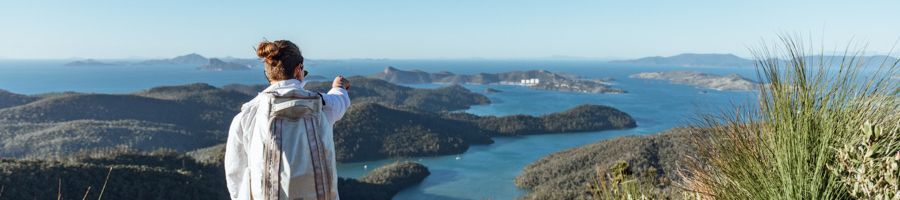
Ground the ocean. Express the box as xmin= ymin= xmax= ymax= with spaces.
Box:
xmin=0 ymin=59 xmax=758 ymax=199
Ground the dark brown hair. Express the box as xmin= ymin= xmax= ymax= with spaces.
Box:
xmin=256 ymin=40 xmax=304 ymax=81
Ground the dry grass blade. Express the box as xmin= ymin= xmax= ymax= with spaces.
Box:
xmin=57 ymin=178 xmax=62 ymax=200
xmin=98 ymin=167 xmax=113 ymax=200
xmin=81 ymin=186 xmax=92 ymax=200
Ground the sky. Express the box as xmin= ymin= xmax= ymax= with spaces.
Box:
xmin=0 ymin=0 xmax=898 ymax=59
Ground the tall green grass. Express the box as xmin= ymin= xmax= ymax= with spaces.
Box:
xmin=682 ymin=36 xmax=899 ymax=199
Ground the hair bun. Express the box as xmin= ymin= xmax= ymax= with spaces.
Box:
xmin=256 ymin=41 xmax=280 ymax=59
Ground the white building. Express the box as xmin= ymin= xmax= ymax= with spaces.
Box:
xmin=520 ymin=78 xmax=540 ymax=86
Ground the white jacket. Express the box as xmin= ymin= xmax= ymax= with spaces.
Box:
xmin=225 ymin=79 xmax=350 ymax=200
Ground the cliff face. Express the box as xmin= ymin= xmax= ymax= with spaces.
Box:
xmin=370 ymin=67 xmax=626 ymax=94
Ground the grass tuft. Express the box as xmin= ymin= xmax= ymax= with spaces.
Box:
xmin=682 ymin=35 xmax=899 ymax=199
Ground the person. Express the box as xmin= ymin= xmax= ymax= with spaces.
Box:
xmin=225 ymin=40 xmax=351 ymax=200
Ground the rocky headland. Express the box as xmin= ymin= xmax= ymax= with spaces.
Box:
xmin=630 ymin=71 xmax=758 ymax=91
xmin=371 ymin=67 xmax=626 ymax=94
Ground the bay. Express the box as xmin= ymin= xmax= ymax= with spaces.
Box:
xmin=0 ymin=59 xmax=757 ymax=199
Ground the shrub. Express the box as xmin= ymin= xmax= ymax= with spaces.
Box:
xmin=831 ymin=121 xmax=900 ymax=199
xmin=684 ymin=36 xmax=899 ymax=199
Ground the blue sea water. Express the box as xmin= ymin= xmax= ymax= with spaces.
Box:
xmin=0 ymin=59 xmax=758 ymax=199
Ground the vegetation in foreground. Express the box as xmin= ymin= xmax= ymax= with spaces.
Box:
xmin=682 ymin=37 xmax=899 ymax=199
xmin=585 ymin=38 xmax=898 ymax=199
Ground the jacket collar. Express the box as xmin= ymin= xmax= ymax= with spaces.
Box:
xmin=262 ymin=79 xmax=307 ymax=93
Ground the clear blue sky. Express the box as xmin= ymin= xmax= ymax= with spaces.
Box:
xmin=1 ymin=0 xmax=898 ymax=59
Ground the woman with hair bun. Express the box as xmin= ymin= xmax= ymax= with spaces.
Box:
xmin=225 ymin=40 xmax=350 ymax=200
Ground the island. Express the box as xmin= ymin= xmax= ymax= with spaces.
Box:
xmin=200 ymin=58 xmax=251 ymax=71
xmin=608 ymin=53 xmax=754 ymax=67
xmin=338 ymin=161 xmax=431 ymax=200
xmin=609 ymin=53 xmax=899 ymax=68
xmin=63 ymin=59 xmax=121 ymax=66
xmin=371 ymin=67 xmax=626 ymax=94
xmin=137 ymin=53 xmax=210 ymax=65
xmin=64 ymin=53 xmax=258 ymax=71
xmin=629 ymin=71 xmax=758 ymax=91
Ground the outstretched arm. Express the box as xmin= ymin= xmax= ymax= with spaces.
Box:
xmin=322 ymin=76 xmax=351 ymax=125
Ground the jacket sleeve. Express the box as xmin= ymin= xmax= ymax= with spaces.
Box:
xmin=224 ymin=113 xmax=248 ymax=200
xmin=322 ymin=87 xmax=351 ymax=126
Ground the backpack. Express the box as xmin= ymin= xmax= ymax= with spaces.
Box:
xmin=261 ymin=90 xmax=336 ymax=200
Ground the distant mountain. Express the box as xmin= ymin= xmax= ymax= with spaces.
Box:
xmin=371 ymin=67 xmax=626 ymax=94
xmin=200 ymin=58 xmax=251 ymax=71
xmin=609 ymin=53 xmax=754 ymax=67
xmin=630 ymin=71 xmax=758 ymax=91
xmin=63 ymin=59 xmax=121 ymax=66
xmin=516 ymin=128 xmax=702 ymax=199
xmin=65 ymin=53 xmax=257 ymax=71
xmin=135 ymin=53 xmax=209 ymax=66
xmin=610 ymin=53 xmax=899 ymax=68
xmin=802 ymin=55 xmax=899 ymax=67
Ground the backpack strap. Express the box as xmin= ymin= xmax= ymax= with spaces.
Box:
xmin=266 ymin=90 xmax=322 ymax=120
